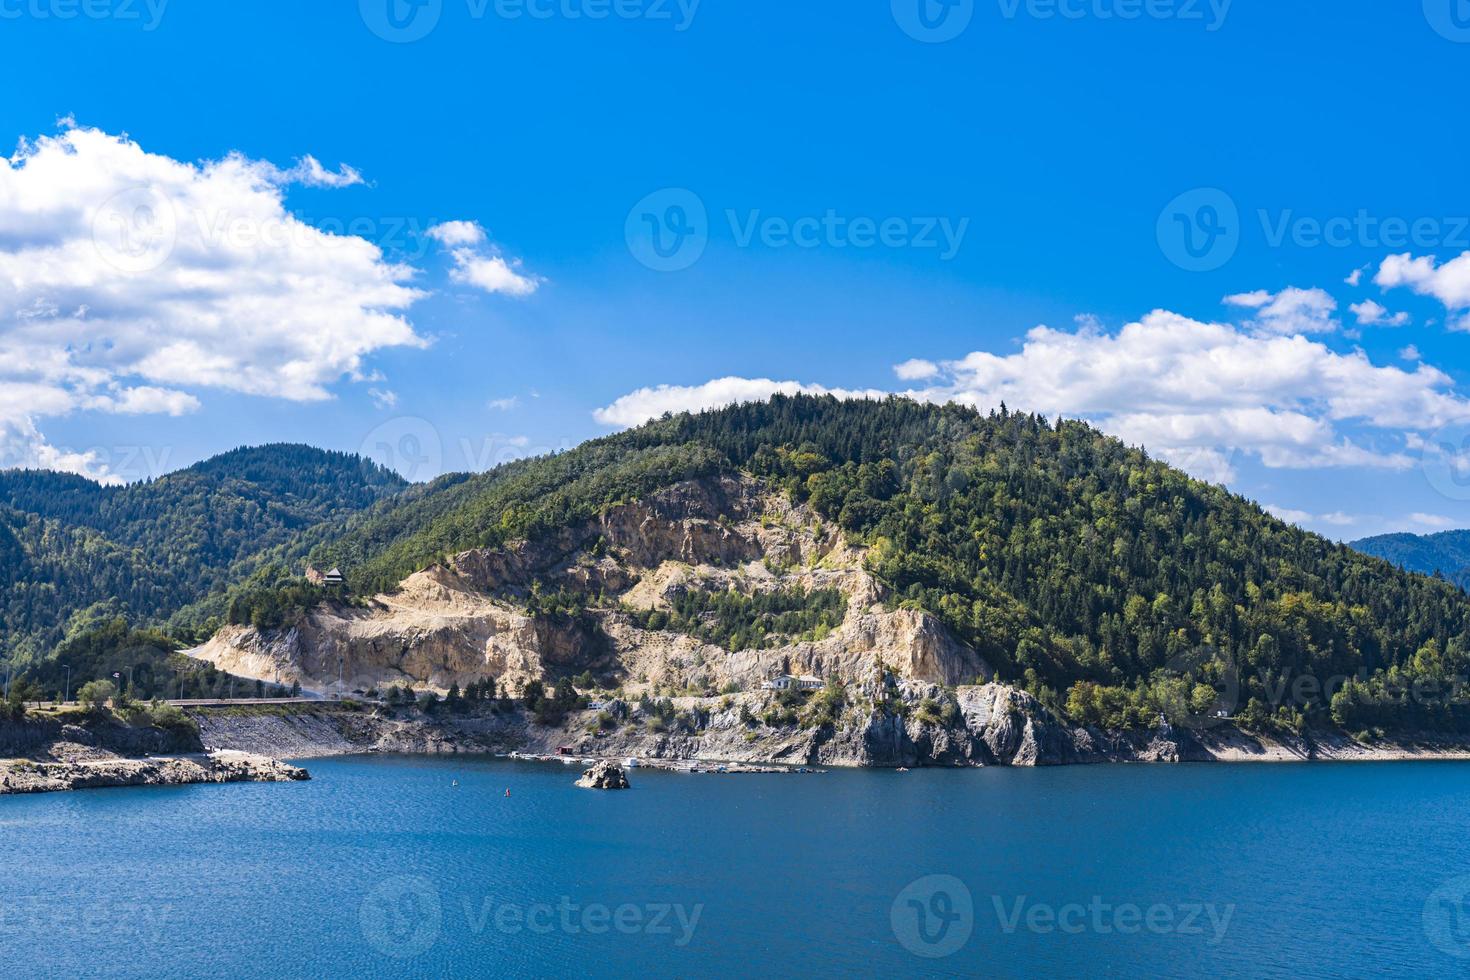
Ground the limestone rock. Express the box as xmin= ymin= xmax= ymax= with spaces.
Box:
xmin=576 ymin=760 xmax=630 ymax=789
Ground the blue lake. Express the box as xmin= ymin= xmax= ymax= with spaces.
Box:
xmin=4 ymin=755 xmax=1470 ymax=978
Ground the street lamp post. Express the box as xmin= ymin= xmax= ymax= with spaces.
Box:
xmin=62 ymin=665 xmax=71 ymax=705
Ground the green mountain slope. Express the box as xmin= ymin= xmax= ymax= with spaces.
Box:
xmin=0 ymin=445 xmax=406 ymax=662
xmin=292 ymin=395 xmax=1470 ymax=731
xmin=1352 ymin=530 xmax=1470 ymax=591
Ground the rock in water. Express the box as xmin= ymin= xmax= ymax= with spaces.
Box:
xmin=576 ymin=760 xmax=630 ymax=789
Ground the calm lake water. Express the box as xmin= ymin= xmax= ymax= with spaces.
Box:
xmin=4 ymin=755 xmax=1470 ymax=978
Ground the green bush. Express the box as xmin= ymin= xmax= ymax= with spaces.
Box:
xmin=77 ymin=679 xmax=117 ymax=711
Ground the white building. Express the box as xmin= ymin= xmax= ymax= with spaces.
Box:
xmin=761 ymin=674 xmax=824 ymax=692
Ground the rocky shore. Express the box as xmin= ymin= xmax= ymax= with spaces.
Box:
xmin=180 ymin=695 xmax=1470 ymax=770
xmin=1 ymin=751 xmax=308 ymax=796
xmin=0 ymin=711 xmax=310 ymax=798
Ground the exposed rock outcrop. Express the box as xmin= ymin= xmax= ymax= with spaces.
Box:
xmin=187 ymin=475 xmax=991 ymax=699
xmin=575 ymin=760 xmax=630 ymax=789
xmin=0 ymin=750 xmax=308 ymax=796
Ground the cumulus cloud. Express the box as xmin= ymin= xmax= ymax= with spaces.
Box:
xmin=0 ymin=124 xmax=426 ymax=479
xmin=598 ymin=300 xmax=1470 ymax=485
xmin=1265 ymin=505 xmax=1359 ymax=530
xmin=907 ymin=308 xmax=1463 ymax=479
xmin=427 ymin=220 xmax=542 ymax=297
xmin=1349 ymin=299 xmax=1411 ymax=327
xmin=368 ymin=388 xmax=398 ymax=409
xmin=894 ymin=358 xmax=940 ymax=381
xmin=1377 ymin=252 xmax=1470 ymax=330
xmin=486 ymin=396 xmax=520 ymax=411
xmin=426 ymin=220 xmax=486 ymax=247
xmin=1225 ymin=287 xmax=1338 ymax=335
xmin=264 ymin=154 xmax=365 ymax=189
xmin=593 ymin=377 xmax=887 ymax=428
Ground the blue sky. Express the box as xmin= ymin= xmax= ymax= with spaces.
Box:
xmin=2 ymin=1 xmax=1470 ymax=538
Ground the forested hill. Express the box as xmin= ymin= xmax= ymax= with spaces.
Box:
xmin=292 ymin=395 xmax=1470 ymax=730
xmin=0 ymin=445 xmax=406 ymax=662
xmin=1352 ymin=530 xmax=1470 ymax=591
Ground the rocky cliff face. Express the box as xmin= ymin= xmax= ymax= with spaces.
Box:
xmin=188 ymin=475 xmax=991 ymax=699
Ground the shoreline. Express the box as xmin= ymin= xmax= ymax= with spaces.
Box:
xmin=0 ymin=749 xmax=309 ymax=796
xmin=184 ymin=702 xmax=1470 ymax=769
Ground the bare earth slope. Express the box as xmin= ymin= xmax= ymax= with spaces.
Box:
xmin=189 ymin=475 xmax=989 ymax=698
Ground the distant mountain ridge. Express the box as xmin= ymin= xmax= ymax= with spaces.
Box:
xmin=1351 ymin=530 xmax=1470 ymax=591
xmin=0 ymin=444 xmax=407 ymax=662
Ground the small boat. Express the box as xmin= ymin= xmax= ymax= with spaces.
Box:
xmin=896 ymin=767 xmax=909 ymax=772
xmin=623 ymin=758 xmax=640 ymax=768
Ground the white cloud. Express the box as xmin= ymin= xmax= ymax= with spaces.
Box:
xmin=894 ymin=358 xmax=940 ymax=381
xmin=1410 ymin=512 xmax=1457 ymax=529
xmin=1377 ymin=252 xmax=1470 ymax=330
xmin=1223 ymin=290 xmax=1273 ymax=309
xmin=1226 ymin=287 xmax=1338 ymax=335
xmin=0 ymin=124 xmax=426 ymax=479
xmin=487 ymin=396 xmax=520 ymax=411
xmin=368 ymin=388 xmax=398 ymax=409
xmin=1400 ymin=344 xmax=1422 ymax=362
xmin=450 ymin=253 xmax=542 ymax=297
xmin=426 ymin=220 xmax=486 ymax=247
xmin=593 ymin=377 xmax=887 ymax=428
xmin=1349 ymin=299 xmax=1410 ymax=327
xmin=598 ymin=299 xmax=1470 ymax=485
xmin=427 ymin=220 xmax=542 ymax=297
xmin=1266 ymin=504 xmax=1314 ymax=525
xmin=910 ymin=307 xmax=1465 ymax=478
xmin=1345 ymin=268 xmax=1364 ymax=287
xmin=266 ymin=154 xmax=365 ymax=189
